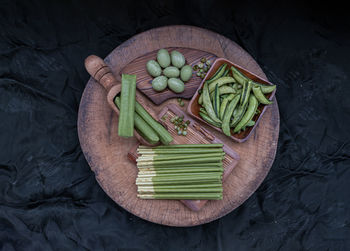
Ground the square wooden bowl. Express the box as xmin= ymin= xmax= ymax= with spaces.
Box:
xmin=187 ymin=58 xmax=276 ymax=143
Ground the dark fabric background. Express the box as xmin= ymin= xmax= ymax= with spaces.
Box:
xmin=0 ymin=0 xmax=349 ymax=250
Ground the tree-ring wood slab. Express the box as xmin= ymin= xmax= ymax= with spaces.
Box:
xmin=78 ymin=25 xmax=280 ymax=227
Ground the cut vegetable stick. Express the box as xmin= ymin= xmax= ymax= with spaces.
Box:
xmin=135 ymin=101 xmax=173 ymax=145
xmin=136 ymin=153 xmax=225 ymax=161
xmin=138 ymin=167 xmax=224 ymax=174
xmin=138 ymin=143 xmax=223 ymax=149
xmin=137 ymin=149 xmax=224 ymax=154
xmin=118 ymin=74 xmax=136 ymax=137
xmin=138 ymin=193 xmax=222 ymax=200
xmin=136 ymin=157 xmax=224 ymax=167
xmin=137 ymin=163 xmax=223 ymax=170
xmin=138 ymin=187 xmax=223 ymax=194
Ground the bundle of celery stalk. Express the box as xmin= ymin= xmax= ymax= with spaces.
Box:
xmin=136 ymin=144 xmax=225 ymax=200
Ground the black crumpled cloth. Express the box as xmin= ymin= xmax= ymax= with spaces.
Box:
xmin=0 ymin=1 xmax=349 ymax=250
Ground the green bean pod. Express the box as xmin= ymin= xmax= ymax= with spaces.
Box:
xmin=219 ymin=94 xmax=235 ymax=119
xmin=198 ymin=93 xmax=203 ymax=104
xmin=241 ymin=80 xmax=252 ymax=106
xmin=234 ymin=95 xmax=258 ymax=133
xmin=246 ymin=120 xmax=255 ymax=127
xmin=202 ymin=82 xmax=221 ymax=123
xmin=199 ymin=107 xmax=208 ymax=115
xmin=214 ymin=84 xmax=221 ymax=117
xmin=222 ymin=95 xmax=240 ymax=136
xmin=230 ymin=102 xmax=248 ymax=127
xmin=207 ymin=64 xmax=227 ymax=84
xmin=223 ymin=68 xmax=230 ymax=77
xmin=232 ymin=66 xmax=276 ymax=94
xmin=199 ymin=112 xmax=222 ymax=128
xmin=252 ymin=86 xmax=272 ymax=104
xmin=208 ymin=77 xmax=235 ymax=92
xmin=257 ymin=84 xmax=276 ymax=94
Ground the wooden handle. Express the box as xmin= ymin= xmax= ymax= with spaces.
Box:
xmin=84 ymin=55 xmax=120 ymax=91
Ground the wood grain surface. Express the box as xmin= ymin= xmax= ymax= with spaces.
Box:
xmin=121 ymin=48 xmax=216 ymax=104
xmin=77 ymin=25 xmax=280 ymax=226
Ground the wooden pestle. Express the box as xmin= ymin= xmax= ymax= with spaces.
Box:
xmin=84 ymin=55 xmax=158 ymax=146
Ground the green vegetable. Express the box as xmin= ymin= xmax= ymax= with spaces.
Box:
xmin=230 ymin=102 xmax=248 ymax=127
xmin=240 ymin=80 xmax=252 ymax=106
xmin=222 ymin=95 xmax=240 ymax=136
xmin=138 ymin=143 xmax=223 ymax=149
xmin=146 ymin=60 xmax=162 ymax=77
xmin=214 ymin=84 xmax=221 ymax=117
xmin=207 ymin=64 xmax=227 ymax=84
xmin=171 ymin=50 xmax=185 ymax=68
xmin=252 ymin=86 xmax=272 ymax=104
xmin=208 ymin=77 xmax=235 ymax=92
xmin=199 ymin=112 xmax=222 ymax=128
xmin=234 ymin=95 xmax=258 ymax=133
xmin=137 ymin=152 xmax=224 ymax=162
xmin=152 ymin=76 xmax=168 ymax=91
xmin=246 ymin=120 xmax=255 ymax=127
xmin=157 ymin=49 xmax=171 ymax=68
xmin=198 ymin=93 xmax=203 ymax=104
xmin=255 ymin=84 xmax=276 ymax=94
xmin=114 ymin=96 xmax=159 ymax=144
xmin=135 ymin=101 xmax=173 ymax=145
xmin=219 ymin=94 xmax=235 ymax=119
xmin=180 ymin=65 xmax=193 ymax=82
xmin=223 ymin=68 xmax=230 ymax=77
xmin=202 ymin=82 xmax=221 ymax=123
xmin=118 ymin=74 xmax=136 ymax=137
xmin=199 ymin=107 xmax=208 ymax=115
xmin=163 ymin=66 xmax=180 ymax=78
xmin=231 ymin=65 xmax=276 ymax=94
xmin=138 ymin=194 xmax=222 ymax=200
xmin=168 ymin=78 xmax=185 ymax=93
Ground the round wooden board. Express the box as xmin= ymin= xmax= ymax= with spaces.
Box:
xmin=78 ymin=25 xmax=280 ymax=227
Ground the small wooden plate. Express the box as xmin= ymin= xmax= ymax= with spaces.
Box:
xmin=127 ymin=104 xmax=240 ymax=211
xmin=121 ymin=48 xmax=216 ymax=105
xmin=187 ymin=58 xmax=276 ymax=143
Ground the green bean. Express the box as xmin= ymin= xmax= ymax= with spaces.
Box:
xmin=223 ymin=68 xmax=230 ymax=77
xmin=252 ymin=86 xmax=272 ymax=104
xmin=231 ymin=66 xmax=246 ymax=81
xmin=199 ymin=112 xmax=222 ymax=128
xmin=258 ymin=84 xmax=276 ymax=94
xmin=207 ymin=64 xmax=227 ymax=84
xmin=214 ymin=84 xmax=221 ymax=117
xmin=246 ymin=120 xmax=255 ymax=127
xmin=208 ymin=77 xmax=235 ymax=92
xmin=230 ymin=102 xmax=248 ymax=127
xmin=234 ymin=95 xmax=258 ymax=133
xmin=198 ymin=93 xmax=203 ymax=104
xmin=222 ymin=95 xmax=240 ymax=136
xmin=219 ymin=94 xmax=235 ymax=119
xmin=199 ymin=107 xmax=208 ymax=115
xmin=241 ymin=80 xmax=252 ymax=107
xmin=202 ymin=82 xmax=221 ymax=123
